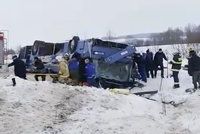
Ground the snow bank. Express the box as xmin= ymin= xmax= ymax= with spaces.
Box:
xmin=0 ymin=76 xmax=90 ymax=134
xmin=59 ymin=90 xmax=165 ymax=134
xmin=0 ymin=76 xmax=165 ymax=134
xmin=0 ymin=76 xmax=163 ymax=134
xmin=1 ymin=72 xmax=200 ymax=134
xmin=1 ymin=43 xmax=200 ymax=134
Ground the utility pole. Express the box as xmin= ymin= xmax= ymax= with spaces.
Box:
xmin=0 ymin=30 xmax=9 ymax=64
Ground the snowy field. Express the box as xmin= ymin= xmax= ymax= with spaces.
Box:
xmin=0 ymin=68 xmax=200 ymax=134
xmin=0 ymin=44 xmax=200 ymax=134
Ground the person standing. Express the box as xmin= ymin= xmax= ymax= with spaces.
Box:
xmin=33 ymin=57 xmax=46 ymax=81
xmin=85 ymin=58 xmax=96 ymax=87
xmin=57 ymin=54 xmax=71 ymax=84
xmin=134 ymin=53 xmax=147 ymax=83
xmin=169 ymin=52 xmax=182 ymax=88
xmin=8 ymin=55 xmax=27 ymax=79
xmin=79 ymin=57 xmax=87 ymax=85
xmin=68 ymin=52 xmax=80 ymax=85
xmin=145 ymin=49 xmax=154 ymax=78
xmin=188 ymin=50 xmax=200 ymax=90
xmin=154 ymin=48 xmax=168 ymax=78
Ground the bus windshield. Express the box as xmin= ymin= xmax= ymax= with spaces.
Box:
xmin=95 ymin=60 xmax=131 ymax=82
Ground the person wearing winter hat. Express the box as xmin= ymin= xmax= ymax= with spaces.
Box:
xmin=68 ymin=52 xmax=80 ymax=85
xmin=154 ymin=48 xmax=168 ymax=78
xmin=145 ymin=49 xmax=154 ymax=78
xmin=134 ymin=53 xmax=147 ymax=82
xmin=84 ymin=57 xmax=96 ymax=86
xmin=188 ymin=50 xmax=200 ymax=90
xmin=189 ymin=49 xmax=196 ymax=57
xmin=63 ymin=53 xmax=70 ymax=61
xmin=169 ymin=52 xmax=182 ymax=88
xmin=33 ymin=57 xmax=46 ymax=81
xmin=8 ymin=55 xmax=27 ymax=79
xmin=52 ymin=54 xmax=71 ymax=84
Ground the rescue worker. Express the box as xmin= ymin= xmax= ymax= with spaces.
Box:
xmin=145 ymin=49 xmax=154 ymax=78
xmin=79 ymin=57 xmax=87 ymax=85
xmin=53 ymin=54 xmax=71 ymax=84
xmin=131 ymin=58 xmax=137 ymax=82
xmin=188 ymin=50 xmax=200 ymax=90
xmin=34 ymin=57 xmax=46 ymax=81
xmin=85 ymin=57 xmax=96 ymax=87
xmin=154 ymin=48 xmax=168 ymax=78
xmin=169 ymin=52 xmax=182 ymax=88
xmin=68 ymin=52 xmax=80 ymax=85
xmin=134 ymin=53 xmax=147 ymax=83
xmin=8 ymin=55 xmax=27 ymax=79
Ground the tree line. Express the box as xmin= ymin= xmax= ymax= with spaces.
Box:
xmin=135 ymin=24 xmax=200 ymax=47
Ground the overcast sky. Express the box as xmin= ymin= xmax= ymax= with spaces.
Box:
xmin=1 ymin=0 xmax=200 ymax=49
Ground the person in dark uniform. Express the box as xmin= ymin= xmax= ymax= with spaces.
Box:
xmin=154 ymin=48 xmax=168 ymax=78
xmin=79 ymin=57 xmax=87 ymax=85
xmin=8 ymin=55 xmax=27 ymax=79
xmin=188 ymin=50 xmax=200 ymax=90
xmin=169 ymin=52 xmax=182 ymax=88
xmin=85 ymin=57 xmax=96 ymax=86
xmin=145 ymin=49 xmax=154 ymax=78
xmin=134 ymin=53 xmax=147 ymax=83
xmin=68 ymin=52 xmax=80 ymax=85
xmin=33 ymin=57 xmax=46 ymax=81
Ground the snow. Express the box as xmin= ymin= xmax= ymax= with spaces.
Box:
xmin=0 ymin=70 xmax=200 ymax=134
xmin=0 ymin=77 xmax=165 ymax=134
xmin=0 ymin=44 xmax=200 ymax=134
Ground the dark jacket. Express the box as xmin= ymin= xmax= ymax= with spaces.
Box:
xmin=146 ymin=52 xmax=153 ymax=63
xmin=69 ymin=58 xmax=80 ymax=80
xmin=34 ymin=59 xmax=46 ymax=73
xmin=34 ymin=59 xmax=45 ymax=70
xmin=134 ymin=54 xmax=146 ymax=71
xmin=79 ymin=58 xmax=86 ymax=82
xmin=8 ymin=58 xmax=26 ymax=79
xmin=154 ymin=51 xmax=167 ymax=65
xmin=85 ymin=63 xmax=95 ymax=79
xmin=188 ymin=54 xmax=200 ymax=76
xmin=170 ymin=53 xmax=182 ymax=71
xmin=69 ymin=58 xmax=79 ymax=71
xmin=134 ymin=53 xmax=147 ymax=82
xmin=145 ymin=51 xmax=154 ymax=69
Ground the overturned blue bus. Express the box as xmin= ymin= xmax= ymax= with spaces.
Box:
xmin=67 ymin=37 xmax=136 ymax=88
xmin=20 ymin=37 xmax=137 ymax=88
xmin=18 ymin=46 xmax=32 ymax=63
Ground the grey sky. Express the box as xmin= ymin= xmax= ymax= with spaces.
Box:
xmin=1 ymin=0 xmax=200 ymax=49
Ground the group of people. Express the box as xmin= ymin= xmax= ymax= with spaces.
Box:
xmin=51 ymin=53 xmax=96 ymax=87
xmin=133 ymin=48 xmax=183 ymax=89
xmin=133 ymin=48 xmax=168 ymax=82
xmin=8 ymin=52 xmax=96 ymax=87
xmin=7 ymin=48 xmax=200 ymax=90
xmin=133 ymin=48 xmax=200 ymax=90
xmin=69 ymin=54 xmax=96 ymax=86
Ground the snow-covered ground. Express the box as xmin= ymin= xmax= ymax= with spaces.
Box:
xmin=0 ymin=44 xmax=200 ymax=134
xmin=0 ymin=66 xmax=200 ymax=134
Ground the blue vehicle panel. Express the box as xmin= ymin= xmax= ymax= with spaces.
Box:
xmin=27 ymin=37 xmax=137 ymax=88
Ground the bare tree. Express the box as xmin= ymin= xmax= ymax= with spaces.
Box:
xmin=185 ymin=24 xmax=200 ymax=54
